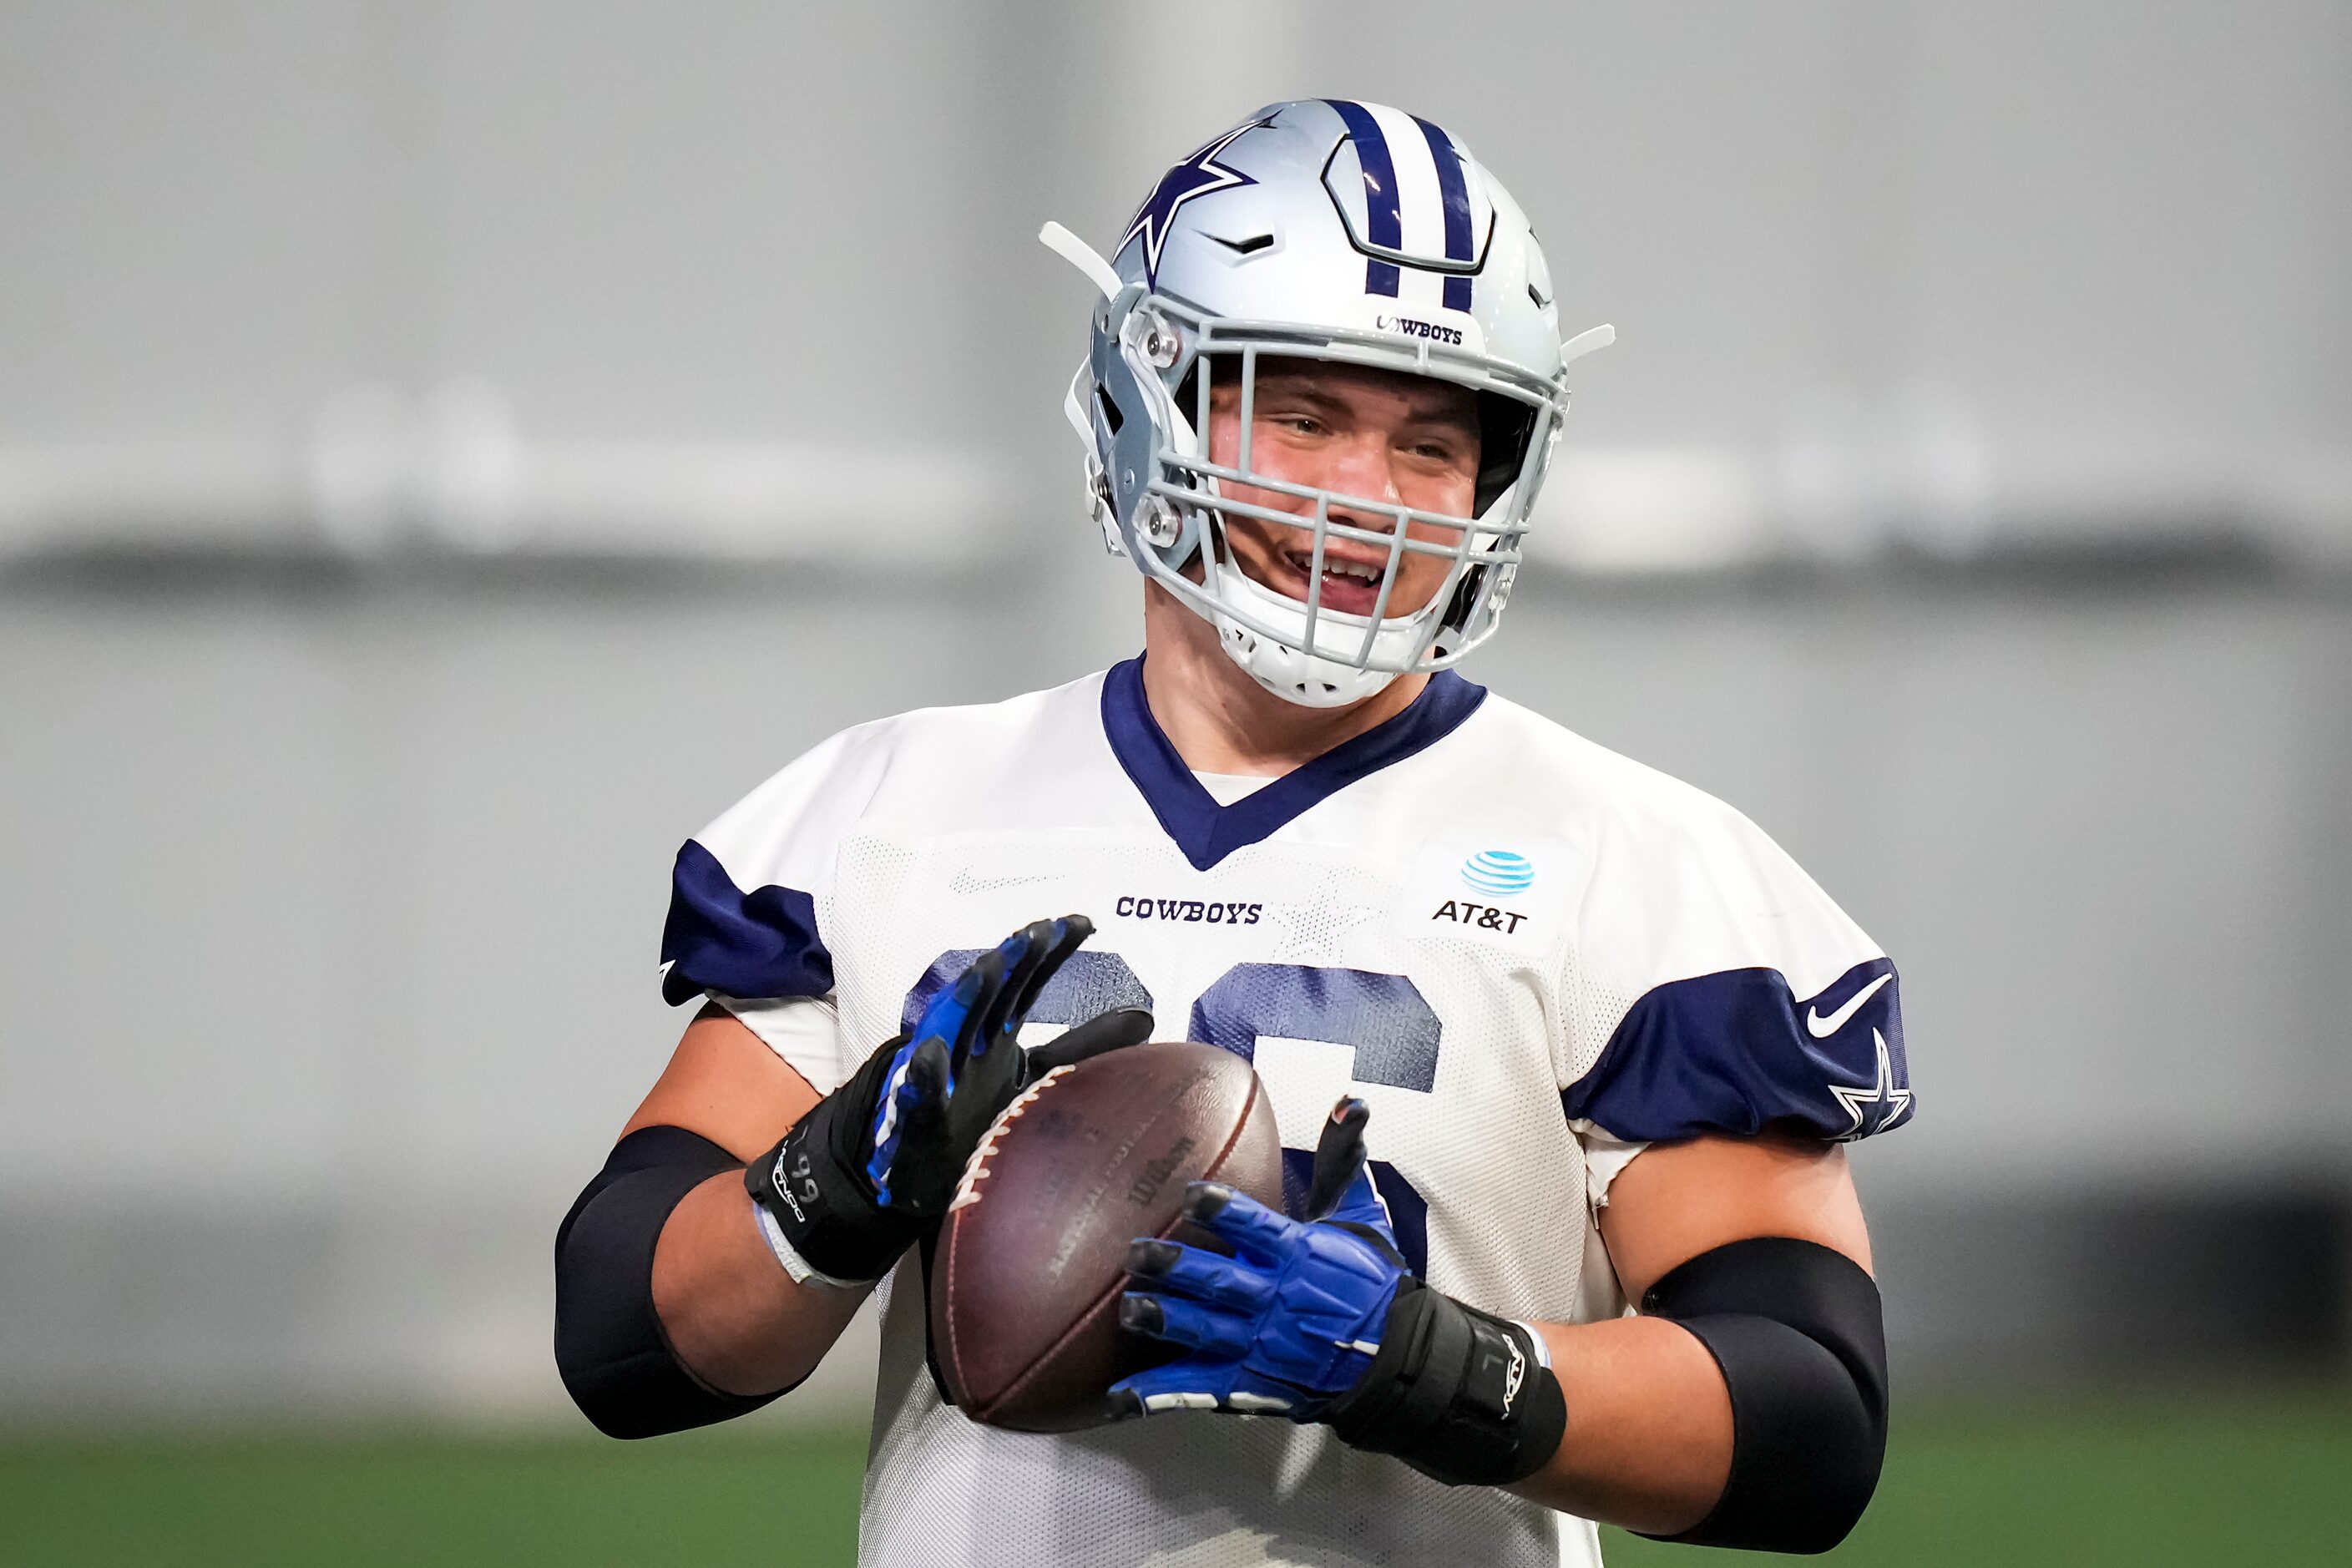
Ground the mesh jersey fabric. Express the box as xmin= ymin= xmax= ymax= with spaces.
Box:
xmin=662 ymin=663 xmax=1906 ymax=1568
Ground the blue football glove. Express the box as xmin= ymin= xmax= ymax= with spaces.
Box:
xmin=747 ymin=915 xmax=1152 ymax=1283
xmin=1115 ymin=1097 xmax=1571 ymax=1489
xmin=1113 ymin=1097 xmax=1406 ymax=1419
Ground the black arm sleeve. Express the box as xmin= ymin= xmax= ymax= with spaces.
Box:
xmin=1639 ymin=1236 xmax=1889 ymax=1555
xmin=553 ymin=1125 xmax=790 ymax=1439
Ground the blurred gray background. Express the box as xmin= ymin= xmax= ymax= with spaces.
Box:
xmin=2 ymin=1 xmax=2347 ymax=1424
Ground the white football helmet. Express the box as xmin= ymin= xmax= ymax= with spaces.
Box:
xmin=1046 ymin=99 xmax=1611 ymax=707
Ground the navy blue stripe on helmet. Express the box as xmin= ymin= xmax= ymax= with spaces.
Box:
xmin=1413 ymin=116 xmax=1474 ymax=261
xmin=1324 ymin=99 xmax=1401 ymax=298
xmin=1414 ymin=115 xmax=1477 ymax=314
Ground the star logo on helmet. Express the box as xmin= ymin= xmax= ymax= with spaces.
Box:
xmin=1120 ymin=116 xmax=1275 ymax=286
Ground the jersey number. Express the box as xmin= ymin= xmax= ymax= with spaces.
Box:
xmin=903 ymin=949 xmax=1434 ymax=1272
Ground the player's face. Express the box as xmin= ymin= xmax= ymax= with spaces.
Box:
xmin=1204 ymin=360 xmax=1480 ymax=619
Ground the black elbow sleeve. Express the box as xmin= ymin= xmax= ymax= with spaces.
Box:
xmin=1640 ymin=1237 xmax=1889 ymax=1555
xmin=554 ymin=1125 xmax=785 ymax=1439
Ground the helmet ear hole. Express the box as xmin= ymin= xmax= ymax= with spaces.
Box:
xmin=1473 ymin=393 xmax=1537 ymax=518
xmin=1094 ymin=384 xmax=1125 ymax=438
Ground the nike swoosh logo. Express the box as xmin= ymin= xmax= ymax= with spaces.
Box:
xmin=1806 ymin=972 xmax=1894 ymax=1039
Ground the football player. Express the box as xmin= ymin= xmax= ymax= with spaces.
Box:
xmin=555 ymin=99 xmax=1910 ymax=1566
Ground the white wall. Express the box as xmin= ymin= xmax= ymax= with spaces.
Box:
xmin=3 ymin=2 xmax=2347 ymax=562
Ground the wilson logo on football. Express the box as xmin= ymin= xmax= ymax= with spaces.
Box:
xmin=1126 ymin=1137 xmax=1196 ymax=1206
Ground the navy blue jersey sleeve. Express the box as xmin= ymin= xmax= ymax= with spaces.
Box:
xmin=1565 ymin=958 xmax=1910 ymax=1142
xmin=1560 ymin=776 xmax=1914 ymax=1147
xmin=657 ymin=839 xmax=835 ymax=1007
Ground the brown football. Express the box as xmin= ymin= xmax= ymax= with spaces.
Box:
xmin=928 ymin=1040 xmax=1283 ymax=1432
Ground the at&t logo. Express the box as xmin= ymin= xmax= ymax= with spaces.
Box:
xmin=1459 ymin=849 xmax=1535 ymax=898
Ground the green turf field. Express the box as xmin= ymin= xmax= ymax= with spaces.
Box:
xmin=3 ymin=1394 xmax=2344 ymax=1566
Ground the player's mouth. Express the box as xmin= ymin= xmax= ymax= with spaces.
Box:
xmin=1277 ymin=547 xmax=1388 ymax=617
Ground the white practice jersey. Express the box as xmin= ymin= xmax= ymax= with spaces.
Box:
xmin=659 ymin=660 xmax=1911 ymax=1568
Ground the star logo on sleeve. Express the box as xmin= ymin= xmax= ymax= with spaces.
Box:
xmin=1119 ymin=117 xmax=1274 ymax=286
xmin=1828 ymin=1029 xmax=1914 ymax=1141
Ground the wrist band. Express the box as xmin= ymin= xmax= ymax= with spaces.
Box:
xmin=752 ymin=1197 xmax=870 ymax=1289
xmin=1325 ymin=1281 xmax=1567 ymax=1487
